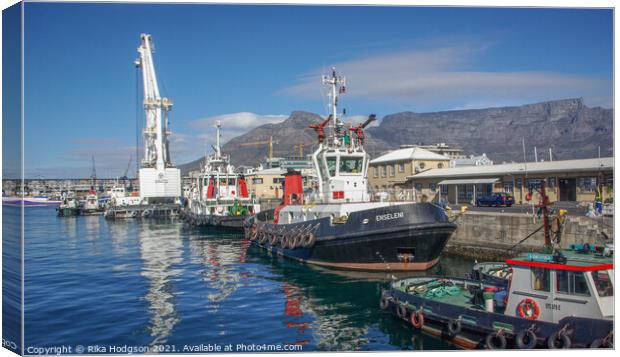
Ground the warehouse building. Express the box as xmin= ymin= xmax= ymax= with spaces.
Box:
xmin=368 ymin=147 xmax=451 ymax=197
xmin=407 ymin=157 xmax=613 ymax=204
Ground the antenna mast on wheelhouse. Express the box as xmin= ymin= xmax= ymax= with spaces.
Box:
xmin=322 ymin=67 xmax=346 ymax=147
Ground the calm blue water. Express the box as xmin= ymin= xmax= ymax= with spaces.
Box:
xmin=10 ymin=205 xmax=474 ymax=353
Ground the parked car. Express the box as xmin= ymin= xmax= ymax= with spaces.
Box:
xmin=475 ymin=192 xmax=514 ymax=207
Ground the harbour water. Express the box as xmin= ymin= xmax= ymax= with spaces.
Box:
xmin=12 ymin=205 xmax=478 ymax=352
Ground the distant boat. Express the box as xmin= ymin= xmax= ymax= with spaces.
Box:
xmin=2 ymin=196 xmax=62 ymax=206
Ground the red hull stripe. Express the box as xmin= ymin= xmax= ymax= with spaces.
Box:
xmin=506 ymin=259 xmax=613 ymax=271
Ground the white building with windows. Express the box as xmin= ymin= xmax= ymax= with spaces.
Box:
xmin=407 ymin=157 xmax=613 ymax=205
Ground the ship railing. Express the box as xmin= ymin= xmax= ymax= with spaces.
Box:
xmin=366 ymin=187 xmax=417 ymax=203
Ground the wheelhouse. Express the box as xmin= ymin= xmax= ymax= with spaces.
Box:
xmin=313 ymin=148 xmax=369 ymax=204
xmin=505 ymin=246 xmax=614 ymax=323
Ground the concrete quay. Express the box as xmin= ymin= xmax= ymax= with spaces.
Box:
xmin=445 ymin=211 xmax=613 ymax=260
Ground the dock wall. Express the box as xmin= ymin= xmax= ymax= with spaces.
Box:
xmin=446 ymin=211 xmax=614 ymax=260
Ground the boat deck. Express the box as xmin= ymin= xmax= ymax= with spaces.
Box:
xmin=392 ymin=277 xmax=506 ymax=312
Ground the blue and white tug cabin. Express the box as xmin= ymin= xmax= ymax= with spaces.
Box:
xmin=504 ymin=246 xmax=614 ymax=323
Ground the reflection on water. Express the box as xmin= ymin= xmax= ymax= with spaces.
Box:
xmin=187 ymin=233 xmax=246 ymax=312
xmin=22 ymin=207 xmax=475 ymax=351
xmin=137 ymin=220 xmax=183 ymax=346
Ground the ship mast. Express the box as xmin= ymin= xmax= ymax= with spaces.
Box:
xmin=214 ymin=120 xmax=222 ymax=160
xmin=322 ymin=67 xmax=346 ymax=147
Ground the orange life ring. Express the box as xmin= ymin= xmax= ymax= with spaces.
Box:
xmin=517 ymin=298 xmax=540 ymax=320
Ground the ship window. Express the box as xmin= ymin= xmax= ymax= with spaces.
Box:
xmin=592 ymin=270 xmax=613 ymax=297
xmin=531 ymin=267 xmax=550 ymax=292
xmin=219 ymin=178 xmax=227 ymax=185
xmin=228 ymin=178 xmax=236 ymax=186
xmin=340 ymin=157 xmax=362 ymax=174
xmin=326 ymin=157 xmax=337 ymax=177
xmin=556 ymin=271 xmax=591 ymax=296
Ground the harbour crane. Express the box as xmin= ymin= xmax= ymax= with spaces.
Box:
xmin=90 ymin=155 xmax=97 ymax=185
xmin=240 ymin=136 xmax=279 ymax=162
xmin=293 ymin=141 xmax=316 ymax=157
xmin=121 ymin=156 xmax=133 ymax=181
xmin=134 ymin=33 xmax=181 ymax=201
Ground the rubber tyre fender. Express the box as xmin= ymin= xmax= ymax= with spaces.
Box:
xmin=447 ymin=319 xmax=462 ymax=336
xmin=302 ymin=232 xmax=317 ymax=248
xmin=515 ymin=330 xmax=537 ymax=349
xmin=396 ymin=304 xmax=408 ymax=320
xmin=410 ymin=310 xmax=425 ymax=329
xmin=589 ymin=339 xmax=604 ymax=348
xmin=269 ymin=233 xmax=279 ymax=246
xmin=379 ymin=296 xmax=390 ymax=310
xmin=292 ymin=232 xmax=303 ymax=248
xmin=547 ymin=331 xmax=571 ymax=349
xmin=486 ymin=333 xmax=507 ymax=350
xmin=281 ymin=235 xmax=290 ymax=249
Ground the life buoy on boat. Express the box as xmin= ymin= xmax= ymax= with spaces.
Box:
xmin=410 ymin=310 xmax=424 ymax=329
xmin=517 ymin=298 xmax=540 ymax=320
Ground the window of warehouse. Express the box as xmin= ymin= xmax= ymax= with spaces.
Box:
xmin=398 ymin=163 xmax=405 ymax=172
xmin=579 ymin=177 xmax=597 ymax=193
xmin=253 ymin=178 xmax=263 ymax=185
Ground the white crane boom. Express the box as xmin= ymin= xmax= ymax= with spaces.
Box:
xmin=135 ymin=33 xmax=172 ymax=169
xmin=134 ymin=33 xmax=180 ymax=201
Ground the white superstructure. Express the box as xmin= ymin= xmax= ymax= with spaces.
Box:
xmin=134 ymin=33 xmax=181 ymax=201
xmin=187 ymin=121 xmax=260 ymax=218
xmin=312 ymin=67 xmax=371 ymax=204
xmin=276 ymin=68 xmax=412 ymax=224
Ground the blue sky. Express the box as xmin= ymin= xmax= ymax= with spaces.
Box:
xmin=21 ymin=2 xmax=613 ymax=178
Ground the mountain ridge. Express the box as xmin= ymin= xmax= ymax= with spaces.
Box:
xmin=178 ymin=98 xmax=613 ymax=174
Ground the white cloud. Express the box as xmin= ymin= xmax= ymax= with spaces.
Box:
xmin=280 ymin=46 xmax=612 ymax=109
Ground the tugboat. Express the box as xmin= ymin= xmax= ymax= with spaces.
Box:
xmin=80 ymin=188 xmax=103 ymax=215
xmin=381 ymin=182 xmax=614 ymax=349
xmin=57 ymin=191 xmax=79 ymax=217
xmin=244 ymin=68 xmax=457 ymax=271
xmin=183 ymin=121 xmax=260 ymax=231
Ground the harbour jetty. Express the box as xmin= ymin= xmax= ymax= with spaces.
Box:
xmin=446 ymin=211 xmax=613 ymax=260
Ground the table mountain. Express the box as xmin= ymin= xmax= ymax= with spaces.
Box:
xmin=179 ymin=98 xmax=612 ymax=174
xmin=367 ymin=98 xmax=612 ymax=163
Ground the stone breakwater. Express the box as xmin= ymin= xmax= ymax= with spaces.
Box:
xmin=445 ymin=211 xmax=613 ymax=260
